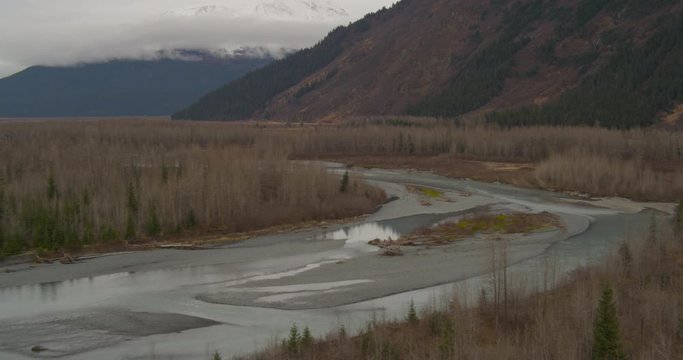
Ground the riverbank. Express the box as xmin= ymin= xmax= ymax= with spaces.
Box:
xmin=239 ymin=216 xmax=683 ymax=360
xmin=320 ymin=154 xmax=683 ymax=202
xmin=327 ymin=155 xmax=538 ymax=190
xmin=3 ymin=120 xmax=681 ymax=261
xmin=0 ymin=166 xmax=671 ymax=360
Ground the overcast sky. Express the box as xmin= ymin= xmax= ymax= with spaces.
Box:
xmin=0 ymin=0 xmax=396 ymax=77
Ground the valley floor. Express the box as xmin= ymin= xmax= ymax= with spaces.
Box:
xmin=243 ymin=223 xmax=683 ymax=360
xmin=0 ymin=165 xmax=673 ymax=360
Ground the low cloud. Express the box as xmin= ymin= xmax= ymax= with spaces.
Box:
xmin=0 ymin=0 xmax=393 ymax=77
xmin=1 ymin=17 xmax=336 ymax=65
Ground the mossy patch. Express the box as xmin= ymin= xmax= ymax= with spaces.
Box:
xmin=373 ymin=212 xmax=563 ymax=247
xmin=406 ymin=185 xmax=448 ymax=200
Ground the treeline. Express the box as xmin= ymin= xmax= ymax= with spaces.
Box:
xmin=287 ymin=123 xmax=683 ymax=164
xmin=0 ymin=120 xmax=385 ymax=258
xmin=283 ymin=122 xmax=683 ymax=200
xmin=2 ymin=120 xmax=682 ymax=257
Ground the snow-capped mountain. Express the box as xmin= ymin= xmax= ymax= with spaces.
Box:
xmin=163 ymin=1 xmax=349 ymax=22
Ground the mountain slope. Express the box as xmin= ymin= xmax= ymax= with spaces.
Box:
xmin=0 ymin=54 xmax=271 ymax=117
xmin=174 ymin=0 xmax=683 ymax=128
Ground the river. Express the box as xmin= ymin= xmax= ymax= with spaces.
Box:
xmin=0 ymin=165 xmax=669 ymax=359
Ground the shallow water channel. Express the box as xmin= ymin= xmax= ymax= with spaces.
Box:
xmin=0 ymin=166 xmax=664 ymax=359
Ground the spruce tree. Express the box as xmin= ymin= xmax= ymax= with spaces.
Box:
xmin=407 ymin=299 xmax=419 ymax=324
xmin=185 ymin=208 xmax=197 ymax=229
xmin=287 ymin=323 xmax=300 ymax=354
xmin=145 ymin=205 xmax=161 ymax=237
xmin=593 ymin=285 xmax=625 ymax=360
xmin=124 ymin=182 xmax=138 ymax=240
xmin=47 ymin=173 xmax=57 ymax=201
xmin=339 ymin=171 xmax=349 ymax=193
xmin=126 ymin=182 xmax=138 ymax=215
xmin=338 ymin=324 xmax=347 ymax=339
xmin=124 ymin=212 xmax=136 ymax=240
xmin=301 ymin=326 xmax=313 ymax=348
xmin=439 ymin=316 xmax=455 ymax=358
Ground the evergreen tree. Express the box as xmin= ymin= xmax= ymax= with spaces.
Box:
xmin=301 ymin=326 xmax=313 ymax=348
xmin=161 ymin=162 xmax=169 ymax=183
xmin=648 ymin=212 xmax=657 ymax=245
xmin=185 ymin=208 xmax=197 ymax=229
xmin=124 ymin=212 xmax=136 ymax=240
xmin=407 ymin=299 xmax=419 ymax=324
xmin=439 ymin=316 xmax=455 ymax=358
xmin=145 ymin=205 xmax=161 ymax=237
xmin=593 ymin=285 xmax=625 ymax=360
xmin=211 ymin=351 xmax=222 ymax=360
xmin=126 ymin=182 xmax=138 ymax=215
xmin=339 ymin=171 xmax=349 ymax=193
xmin=287 ymin=323 xmax=300 ymax=354
xmin=47 ymin=173 xmax=57 ymax=201
xmin=338 ymin=324 xmax=347 ymax=339
xmin=125 ymin=182 xmax=138 ymax=240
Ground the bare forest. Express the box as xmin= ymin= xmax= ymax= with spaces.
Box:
xmin=289 ymin=121 xmax=683 ymax=200
xmin=0 ymin=120 xmax=385 ymax=257
xmin=1 ymin=119 xmax=681 ymax=258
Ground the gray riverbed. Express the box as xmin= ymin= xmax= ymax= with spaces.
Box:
xmin=0 ymin=165 xmax=669 ymax=359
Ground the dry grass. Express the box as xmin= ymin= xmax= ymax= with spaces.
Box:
xmin=240 ymin=221 xmax=683 ymax=360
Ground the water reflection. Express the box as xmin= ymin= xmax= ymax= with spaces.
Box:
xmin=323 ymin=223 xmax=401 ymax=250
xmin=316 ymin=213 xmax=453 ymax=251
xmin=0 ymin=212 xmax=454 ymax=323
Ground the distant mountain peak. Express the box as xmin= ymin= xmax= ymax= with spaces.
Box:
xmin=163 ymin=1 xmax=349 ymax=22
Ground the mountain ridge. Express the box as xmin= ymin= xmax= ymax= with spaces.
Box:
xmin=0 ymin=51 xmax=272 ymax=117
xmin=174 ymin=0 xmax=683 ymax=128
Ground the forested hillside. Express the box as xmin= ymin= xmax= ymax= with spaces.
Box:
xmin=486 ymin=9 xmax=683 ymax=128
xmin=175 ymin=0 xmax=683 ymax=128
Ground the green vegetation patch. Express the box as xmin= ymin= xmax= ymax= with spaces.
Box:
xmin=406 ymin=185 xmax=446 ymax=199
xmin=406 ymin=212 xmax=562 ymax=245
